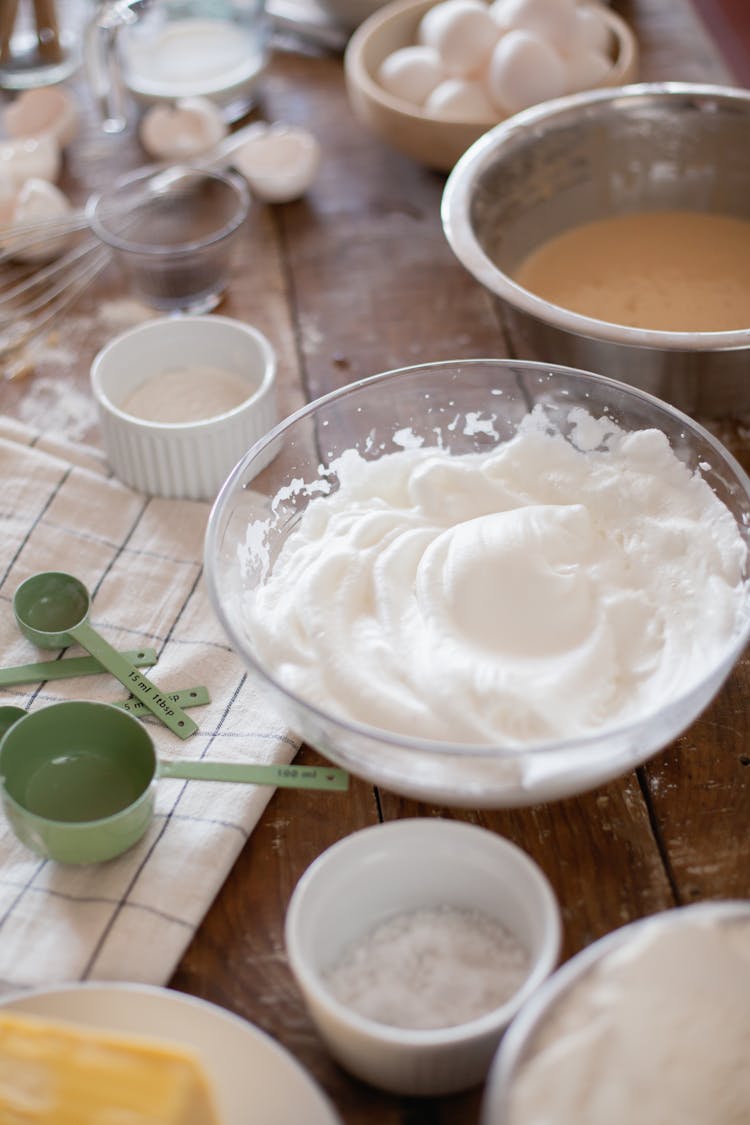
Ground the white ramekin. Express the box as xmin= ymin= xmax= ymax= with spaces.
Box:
xmin=284 ymin=818 xmax=561 ymax=1097
xmin=90 ymin=314 xmax=277 ymax=501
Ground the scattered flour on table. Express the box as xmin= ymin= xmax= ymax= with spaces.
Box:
xmin=96 ymin=298 xmax=157 ymax=328
xmin=17 ymin=377 xmax=98 ymax=442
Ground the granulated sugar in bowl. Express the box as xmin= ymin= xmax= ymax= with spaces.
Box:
xmin=204 ymin=359 xmax=750 ymax=808
xmin=284 ymin=818 xmax=561 ymax=1096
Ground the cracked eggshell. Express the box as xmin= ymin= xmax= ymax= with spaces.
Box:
xmin=377 ymin=45 xmax=444 ymax=105
xmin=139 ymin=96 xmax=228 ymax=161
xmin=232 ymin=125 xmax=321 ymax=204
xmin=0 ymin=178 xmax=73 ymax=262
xmin=0 ymin=133 xmax=61 ymax=189
xmin=2 ymin=86 xmax=79 ymax=148
xmin=486 ymin=28 xmax=568 ymax=113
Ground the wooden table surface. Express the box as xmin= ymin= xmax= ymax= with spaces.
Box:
xmin=2 ymin=2 xmax=749 ymax=1121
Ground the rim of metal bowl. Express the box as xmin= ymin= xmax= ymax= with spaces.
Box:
xmin=204 ymin=357 xmax=750 ymax=764
xmin=442 ymin=81 xmax=750 ymax=354
xmin=483 ymin=899 xmax=750 ymax=1123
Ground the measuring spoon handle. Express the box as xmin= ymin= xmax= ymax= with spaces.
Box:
xmin=0 ymin=647 xmax=158 ymax=687
xmin=69 ymin=621 xmax=198 ymax=740
xmin=117 ymin=686 xmax=210 ymax=716
xmin=159 ymin=760 xmax=349 ymax=790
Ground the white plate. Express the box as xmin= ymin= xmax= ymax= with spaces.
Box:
xmin=0 ymin=982 xmax=342 ymax=1125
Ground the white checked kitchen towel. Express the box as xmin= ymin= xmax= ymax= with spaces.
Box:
xmin=0 ymin=418 xmax=298 ymax=992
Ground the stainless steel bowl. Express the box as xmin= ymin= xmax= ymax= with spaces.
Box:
xmin=441 ymin=83 xmax=750 ymax=417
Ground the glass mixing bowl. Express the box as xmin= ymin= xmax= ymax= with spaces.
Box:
xmin=204 ymin=359 xmax=750 ymax=808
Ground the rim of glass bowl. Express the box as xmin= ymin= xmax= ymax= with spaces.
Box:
xmin=442 ymin=82 xmax=750 ymax=352
xmin=484 ymin=899 xmax=750 ymax=1123
xmin=204 ymin=357 xmax=750 ymax=763
xmin=86 ymin=167 xmax=251 ymax=257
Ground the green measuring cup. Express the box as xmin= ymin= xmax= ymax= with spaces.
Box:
xmin=13 ymin=573 xmax=198 ymax=741
xmin=0 ymin=701 xmax=349 ymax=864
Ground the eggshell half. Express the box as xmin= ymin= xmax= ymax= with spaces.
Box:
xmin=232 ymin=125 xmax=321 ymax=203
xmin=0 ymin=178 xmax=73 ymax=262
xmin=0 ymin=134 xmax=61 ymax=189
xmin=139 ymin=96 xmax=228 ymax=161
xmin=2 ymin=86 xmax=79 ymax=148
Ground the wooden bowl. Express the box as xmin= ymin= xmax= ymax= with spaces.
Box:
xmin=344 ymin=0 xmax=638 ymax=172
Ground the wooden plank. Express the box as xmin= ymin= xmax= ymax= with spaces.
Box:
xmin=641 ymin=657 xmax=750 ymax=904
xmin=378 ymin=782 xmax=675 ymax=961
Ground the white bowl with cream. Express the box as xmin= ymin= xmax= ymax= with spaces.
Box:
xmin=482 ymin=900 xmax=750 ymax=1124
xmin=285 ymin=818 xmax=561 ymax=1096
xmin=91 ymin=315 xmax=277 ymax=501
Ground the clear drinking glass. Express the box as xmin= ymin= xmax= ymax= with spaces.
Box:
xmin=86 ymin=167 xmax=250 ymax=315
xmin=0 ymin=0 xmax=87 ymax=90
xmin=85 ymin=0 xmax=269 ymax=133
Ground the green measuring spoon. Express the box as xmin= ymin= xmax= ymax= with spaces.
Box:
xmin=13 ymin=573 xmax=197 ymax=740
xmin=0 ymin=648 xmax=158 ymax=687
xmin=0 ymin=701 xmax=349 ymax=864
xmin=0 ymin=687 xmax=209 ymax=738
xmin=119 ymin=685 xmax=210 ymax=717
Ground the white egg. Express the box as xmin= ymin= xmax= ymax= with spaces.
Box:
xmin=232 ymin=124 xmax=321 ymax=203
xmin=0 ymin=178 xmax=73 ymax=262
xmin=564 ymin=46 xmax=612 ymax=94
xmin=573 ymin=4 xmax=612 ymax=56
xmin=377 ymin=45 xmax=444 ymax=105
xmin=417 ymin=0 xmax=500 ymax=77
xmin=418 ymin=0 xmax=485 ymax=45
xmin=489 ymin=0 xmax=577 ymax=51
xmin=0 ymin=134 xmax=60 ymax=188
xmin=486 ymin=28 xmax=568 ymax=113
xmin=2 ymin=86 xmax=79 ymax=148
xmin=425 ymin=77 xmax=498 ymax=121
xmin=139 ymin=96 xmax=228 ymax=161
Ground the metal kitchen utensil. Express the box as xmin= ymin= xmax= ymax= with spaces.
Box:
xmin=0 ymin=701 xmax=349 ymax=863
xmin=12 ymin=572 xmax=198 ymax=739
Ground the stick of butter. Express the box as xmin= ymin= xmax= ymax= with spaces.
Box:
xmin=0 ymin=1008 xmax=222 ymax=1123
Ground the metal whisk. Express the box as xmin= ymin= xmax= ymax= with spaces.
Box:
xmin=0 ymin=119 xmax=269 ymax=379
xmin=0 ymin=232 xmax=111 ymax=379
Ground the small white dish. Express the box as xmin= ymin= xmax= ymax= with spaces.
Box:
xmin=0 ymin=982 xmax=342 ymax=1125
xmin=91 ymin=314 xmax=278 ymax=501
xmin=285 ymin=817 xmax=561 ymax=1096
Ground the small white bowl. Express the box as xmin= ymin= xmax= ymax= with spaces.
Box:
xmin=91 ymin=315 xmax=277 ymax=501
xmin=284 ymin=818 xmax=561 ymax=1096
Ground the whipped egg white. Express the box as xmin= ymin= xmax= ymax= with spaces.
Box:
xmin=241 ymin=407 xmax=748 ymax=745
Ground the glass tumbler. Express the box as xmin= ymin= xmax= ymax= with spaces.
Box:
xmin=0 ymin=0 xmax=87 ymax=90
xmin=86 ymin=167 xmax=250 ymax=315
